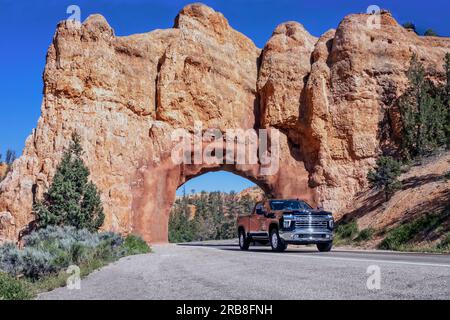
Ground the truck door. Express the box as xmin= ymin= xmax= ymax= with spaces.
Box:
xmin=250 ymin=202 xmax=267 ymax=236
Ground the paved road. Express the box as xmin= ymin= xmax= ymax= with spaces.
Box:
xmin=39 ymin=240 xmax=450 ymax=300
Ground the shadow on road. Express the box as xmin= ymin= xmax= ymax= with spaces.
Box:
xmin=175 ymin=242 xmax=450 ymax=258
xmin=176 ymin=242 xmax=238 ymax=247
xmin=176 ymin=242 xmax=321 ymax=254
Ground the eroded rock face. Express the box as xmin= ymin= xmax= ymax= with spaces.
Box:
xmin=1 ymin=4 xmax=449 ymax=243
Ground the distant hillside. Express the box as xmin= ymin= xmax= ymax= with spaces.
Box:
xmin=176 ymin=186 xmax=265 ymax=202
xmin=236 ymin=186 xmax=265 ymax=202
xmin=169 ymin=189 xmax=260 ymax=243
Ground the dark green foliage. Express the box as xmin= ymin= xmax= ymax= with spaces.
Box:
xmin=444 ymin=171 xmax=450 ymax=181
xmin=355 ymin=228 xmax=375 ymax=242
xmin=379 ymin=213 xmax=447 ymax=250
xmin=399 ymin=55 xmax=448 ymax=158
xmin=445 ymin=53 xmax=450 ymax=99
xmin=424 ymin=29 xmax=438 ymax=37
xmin=367 ymin=156 xmax=402 ymax=201
xmin=402 ymin=22 xmax=417 ymax=33
xmin=335 ymin=220 xmax=358 ymax=240
xmin=122 ymin=234 xmax=151 ymax=255
xmin=34 ymin=132 xmax=104 ymax=232
xmin=169 ymin=190 xmax=259 ymax=243
xmin=5 ymin=149 xmax=16 ymax=165
xmin=444 ymin=53 xmax=450 ymax=146
xmin=437 ymin=233 xmax=450 ymax=250
xmin=0 ymin=273 xmax=32 ymax=300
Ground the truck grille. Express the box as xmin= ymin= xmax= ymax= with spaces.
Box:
xmin=295 ymin=219 xmax=328 ymax=229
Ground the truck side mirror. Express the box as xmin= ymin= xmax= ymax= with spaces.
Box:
xmin=264 ymin=212 xmax=275 ymax=219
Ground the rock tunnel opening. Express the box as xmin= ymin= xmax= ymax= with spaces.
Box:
xmin=168 ymin=170 xmax=267 ymax=243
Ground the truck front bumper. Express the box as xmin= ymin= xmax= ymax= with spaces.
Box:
xmin=279 ymin=229 xmax=333 ymax=244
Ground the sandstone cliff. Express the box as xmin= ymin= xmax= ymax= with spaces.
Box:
xmin=1 ymin=4 xmax=449 ymax=243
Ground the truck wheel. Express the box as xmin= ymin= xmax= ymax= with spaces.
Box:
xmin=270 ymin=228 xmax=287 ymax=252
xmin=239 ymin=230 xmax=250 ymax=250
xmin=317 ymin=242 xmax=333 ymax=252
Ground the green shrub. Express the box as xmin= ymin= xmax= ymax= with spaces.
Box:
xmin=437 ymin=233 xmax=450 ymax=250
xmin=122 ymin=235 xmax=151 ymax=255
xmin=444 ymin=171 xmax=450 ymax=181
xmin=335 ymin=220 xmax=359 ymax=240
xmin=356 ymin=228 xmax=375 ymax=242
xmin=379 ymin=214 xmax=443 ymax=250
xmin=0 ymin=273 xmax=32 ymax=300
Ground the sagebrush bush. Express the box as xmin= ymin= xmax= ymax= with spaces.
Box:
xmin=0 ymin=243 xmax=54 ymax=279
xmin=0 ymin=227 xmax=151 ymax=300
xmin=0 ymin=226 xmax=139 ymax=280
xmin=0 ymin=273 xmax=32 ymax=300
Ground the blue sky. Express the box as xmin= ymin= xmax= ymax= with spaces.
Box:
xmin=1 ymin=0 xmax=449 ymax=193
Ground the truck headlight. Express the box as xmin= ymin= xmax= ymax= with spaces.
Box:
xmin=328 ymin=220 xmax=334 ymax=229
xmin=283 ymin=220 xmax=292 ymax=229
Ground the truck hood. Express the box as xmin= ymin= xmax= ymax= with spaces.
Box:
xmin=281 ymin=209 xmax=332 ymax=216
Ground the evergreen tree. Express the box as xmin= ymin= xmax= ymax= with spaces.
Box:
xmin=424 ymin=29 xmax=438 ymax=37
xmin=34 ymin=132 xmax=104 ymax=231
xmin=399 ymin=55 xmax=448 ymax=158
xmin=402 ymin=22 xmax=417 ymax=34
xmin=168 ymin=198 xmax=195 ymax=243
xmin=168 ymin=189 xmax=260 ymax=242
xmin=445 ymin=53 xmax=450 ymax=99
xmin=5 ymin=150 xmax=16 ymax=165
xmin=368 ymin=156 xmax=402 ymax=201
xmin=444 ymin=53 xmax=450 ymax=146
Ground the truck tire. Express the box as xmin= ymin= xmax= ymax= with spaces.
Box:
xmin=270 ymin=228 xmax=287 ymax=252
xmin=317 ymin=242 xmax=333 ymax=252
xmin=239 ymin=230 xmax=250 ymax=250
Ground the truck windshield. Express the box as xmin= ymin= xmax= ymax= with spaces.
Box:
xmin=269 ymin=200 xmax=312 ymax=211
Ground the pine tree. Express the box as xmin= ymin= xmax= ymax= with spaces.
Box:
xmin=399 ymin=55 xmax=448 ymax=158
xmin=168 ymin=198 xmax=195 ymax=243
xmin=5 ymin=150 xmax=16 ymax=165
xmin=402 ymin=22 xmax=417 ymax=34
xmin=168 ymin=189 xmax=260 ymax=242
xmin=445 ymin=53 xmax=450 ymax=99
xmin=368 ymin=156 xmax=402 ymax=201
xmin=34 ymin=132 xmax=105 ymax=232
xmin=444 ymin=53 xmax=450 ymax=146
xmin=424 ymin=29 xmax=438 ymax=37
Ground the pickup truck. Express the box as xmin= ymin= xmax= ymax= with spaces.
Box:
xmin=237 ymin=199 xmax=334 ymax=252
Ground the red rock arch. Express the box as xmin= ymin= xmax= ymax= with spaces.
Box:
xmin=130 ymin=133 xmax=316 ymax=243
